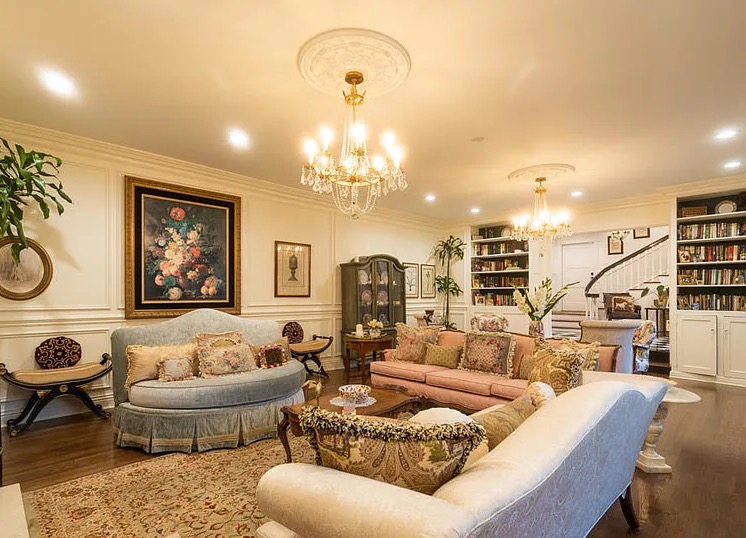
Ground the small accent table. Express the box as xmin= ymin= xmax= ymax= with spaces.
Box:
xmin=636 ymin=384 xmax=701 ymax=473
xmin=278 ymin=387 xmax=421 ymax=463
xmin=344 ymin=335 xmax=394 ymax=384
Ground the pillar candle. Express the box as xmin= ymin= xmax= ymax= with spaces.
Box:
xmin=355 ymin=323 xmax=364 ymax=337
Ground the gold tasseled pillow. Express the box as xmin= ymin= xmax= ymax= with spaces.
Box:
xmin=527 ymin=345 xmax=585 ymax=395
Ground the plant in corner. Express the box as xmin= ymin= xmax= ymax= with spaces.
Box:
xmin=513 ymin=278 xmax=579 ymax=337
xmin=0 ymin=137 xmax=72 ymax=263
xmin=433 ymin=235 xmax=466 ymax=330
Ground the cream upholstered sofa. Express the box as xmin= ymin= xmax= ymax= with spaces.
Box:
xmin=370 ymin=331 xmax=620 ymax=412
xmin=255 ymin=373 xmax=667 ymax=538
xmin=111 ymin=309 xmax=306 ymax=453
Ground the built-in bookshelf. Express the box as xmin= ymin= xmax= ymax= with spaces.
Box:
xmin=470 ymin=223 xmax=529 ymax=306
xmin=676 ymin=195 xmax=746 ymax=312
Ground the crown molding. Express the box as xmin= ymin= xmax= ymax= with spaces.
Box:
xmin=656 ymin=172 xmax=746 ymax=197
xmin=0 ymin=118 xmax=447 ymax=231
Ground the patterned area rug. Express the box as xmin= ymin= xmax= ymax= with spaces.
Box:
xmin=24 ymin=436 xmax=314 ymax=538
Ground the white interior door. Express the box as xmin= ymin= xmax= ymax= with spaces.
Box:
xmin=560 ymin=242 xmax=597 ymax=312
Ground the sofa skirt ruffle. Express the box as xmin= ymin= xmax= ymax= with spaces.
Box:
xmin=113 ymin=389 xmax=304 ymax=453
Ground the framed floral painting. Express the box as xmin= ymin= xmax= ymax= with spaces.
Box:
xmin=275 ymin=241 xmax=311 ymax=297
xmin=420 ymin=264 xmax=436 ymax=298
xmin=125 ymin=176 xmax=241 ymax=318
xmin=403 ymin=262 xmax=419 ymax=298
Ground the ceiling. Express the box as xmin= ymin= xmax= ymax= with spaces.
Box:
xmin=1 ymin=0 xmax=745 ymax=223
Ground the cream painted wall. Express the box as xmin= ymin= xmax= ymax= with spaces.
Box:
xmin=0 ymin=119 xmax=444 ymax=422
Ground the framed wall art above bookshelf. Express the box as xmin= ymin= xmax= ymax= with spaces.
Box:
xmin=470 ymin=223 xmax=529 ymax=307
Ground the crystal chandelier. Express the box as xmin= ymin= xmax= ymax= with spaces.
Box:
xmin=511 ymin=177 xmax=572 ymax=241
xmin=300 ymin=71 xmax=407 ymax=219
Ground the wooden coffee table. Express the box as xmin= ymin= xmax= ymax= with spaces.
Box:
xmin=278 ymin=387 xmax=422 ymax=463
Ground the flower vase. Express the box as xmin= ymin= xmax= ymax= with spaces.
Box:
xmin=528 ymin=320 xmax=545 ymax=338
xmin=369 ymin=328 xmax=381 ymax=338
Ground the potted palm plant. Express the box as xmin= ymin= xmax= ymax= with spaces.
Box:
xmin=0 ymin=137 xmax=71 ymax=263
xmin=433 ymin=235 xmax=466 ymax=330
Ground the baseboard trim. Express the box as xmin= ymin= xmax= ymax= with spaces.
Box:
xmin=670 ymin=369 xmax=746 ymax=388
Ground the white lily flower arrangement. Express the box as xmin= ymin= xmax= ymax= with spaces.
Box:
xmin=513 ymin=278 xmax=578 ymax=321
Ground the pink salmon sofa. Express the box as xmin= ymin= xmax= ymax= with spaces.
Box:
xmin=370 ymin=331 xmax=619 ymax=412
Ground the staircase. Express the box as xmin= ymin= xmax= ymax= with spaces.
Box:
xmin=585 ymin=235 xmax=670 ymax=319
xmin=552 ymin=311 xmax=585 ymax=339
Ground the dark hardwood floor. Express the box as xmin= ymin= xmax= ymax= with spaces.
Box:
xmin=2 ymin=372 xmax=745 ymax=537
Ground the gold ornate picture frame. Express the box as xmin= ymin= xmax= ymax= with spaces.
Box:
xmin=0 ymin=237 xmax=53 ymax=301
xmin=125 ymin=176 xmax=241 ymax=318
xmin=274 ymin=241 xmax=311 ymax=297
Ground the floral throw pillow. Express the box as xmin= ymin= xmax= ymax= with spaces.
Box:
xmin=393 ymin=323 xmax=439 ymax=363
xmin=544 ymin=338 xmax=600 ymax=371
xmin=527 ymin=345 xmax=584 ymax=395
xmin=257 ymin=344 xmax=288 ymax=368
xmin=423 ymin=343 xmax=462 ymax=369
xmin=194 ymin=331 xmax=243 ymax=348
xmin=157 ymin=356 xmax=196 ymax=382
xmin=299 ymin=407 xmax=485 ymax=495
xmin=460 ymin=331 xmax=515 ymax=377
xmin=198 ymin=344 xmax=257 ymax=378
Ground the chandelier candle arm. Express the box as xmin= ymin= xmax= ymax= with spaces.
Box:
xmin=300 ymin=71 xmax=407 ymax=219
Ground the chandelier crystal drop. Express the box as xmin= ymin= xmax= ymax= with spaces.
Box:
xmin=511 ymin=177 xmax=572 ymax=241
xmin=300 ymin=71 xmax=407 ymax=219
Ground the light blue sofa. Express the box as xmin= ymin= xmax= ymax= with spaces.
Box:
xmin=111 ymin=309 xmax=305 ymax=453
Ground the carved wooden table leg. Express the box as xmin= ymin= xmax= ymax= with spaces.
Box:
xmin=636 ymin=403 xmax=671 ymax=473
xmin=278 ymin=410 xmax=292 ymax=463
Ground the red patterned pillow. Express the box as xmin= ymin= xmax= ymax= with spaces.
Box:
xmin=35 ymin=337 xmax=82 ymax=369
xmin=257 ymin=344 xmax=288 ymax=368
xmin=393 ymin=323 xmax=439 ymax=363
xmin=460 ymin=331 xmax=515 ymax=376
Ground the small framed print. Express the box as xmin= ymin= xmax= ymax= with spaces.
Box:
xmin=474 ymin=293 xmax=486 ymax=306
xmin=274 ymin=241 xmax=311 ymax=297
xmin=420 ymin=264 xmax=436 ymax=298
xmin=607 ymin=235 xmax=624 ymax=256
xmin=678 ymin=249 xmax=692 ymax=263
xmin=677 ymin=296 xmax=690 ymax=309
xmin=633 ymin=228 xmax=650 ymax=239
xmin=678 ymin=274 xmax=695 ymax=286
xmin=403 ymin=262 xmax=419 ymax=298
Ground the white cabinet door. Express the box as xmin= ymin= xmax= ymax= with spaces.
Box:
xmin=723 ymin=316 xmax=746 ymax=379
xmin=676 ymin=314 xmax=717 ymax=376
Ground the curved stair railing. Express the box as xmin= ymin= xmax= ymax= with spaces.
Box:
xmin=585 ymin=235 xmax=669 ymax=318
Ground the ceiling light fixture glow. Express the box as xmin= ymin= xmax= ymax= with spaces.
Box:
xmin=470 ymin=207 xmax=480 ymax=214
xmin=723 ymin=160 xmax=741 ymax=169
xmin=227 ymin=128 xmax=250 ymax=149
xmin=425 ymin=194 xmax=436 ymax=202
xmin=37 ymin=67 xmax=77 ymax=98
xmin=571 ymin=191 xmax=583 ymax=197
xmin=715 ymin=128 xmax=738 ymax=140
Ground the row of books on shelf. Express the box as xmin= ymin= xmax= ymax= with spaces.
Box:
xmin=473 ymin=243 xmax=527 ymax=256
xmin=677 ymin=222 xmax=746 ymax=240
xmin=473 ymin=292 xmax=516 ymax=306
xmin=471 ymin=259 xmax=527 ymax=271
xmin=677 ymin=293 xmax=746 ymax=311
xmin=472 ymin=275 xmax=527 ymax=288
xmin=678 ymin=244 xmax=746 ymax=263
xmin=474 ymin=226 xmax=511 ymax=239
xmin=678 ymin=268 xmax=746 ymax=285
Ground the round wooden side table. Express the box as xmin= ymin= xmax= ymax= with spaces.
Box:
xmin=344 ymin=335 xmax=394 ymax=384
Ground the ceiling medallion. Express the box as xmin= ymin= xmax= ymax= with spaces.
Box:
xmin=297 ymin=28 xmax=411 ymax=98
xmin=510 ymin=164 xmax=574 ymax=241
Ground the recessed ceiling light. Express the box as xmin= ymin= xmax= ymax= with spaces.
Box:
xmin=37 ymin=67 xmax=77 ymax=98
xmin=723 ymin=160 xmax=741 ymax=169
xmin=425 ymin=194 xmax=436 ymax=202
xmin=715 ymin=128 xmax=738 ymax=140
xmin=227 ymin=128 xmax=250 ymax=149
xmin=470 ymin=207 xmax=480 ymax=214
xmin=571 ymin=191 xmax=583 ymax=198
